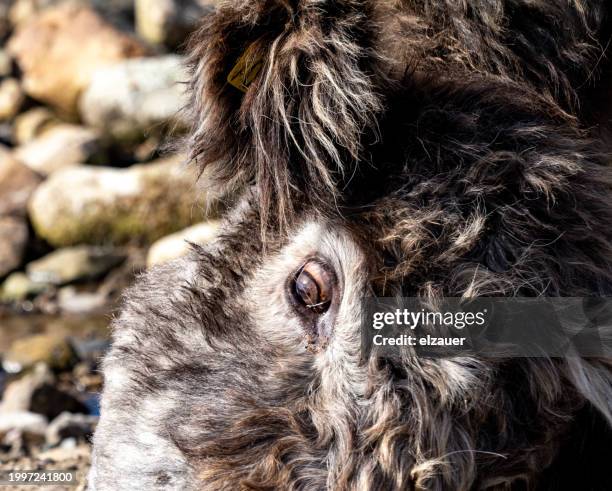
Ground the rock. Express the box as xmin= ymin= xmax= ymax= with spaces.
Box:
xmin=0 ymin=3 xmax=10 ymax=39
xmin=0 ymin=364 xmax=86 ymax=420
xmin=45 ymin=412 xmax=98 ymax=446
xmin=26 ymin=246 xmax=125 ymax=285
xmin=29 ymin=156 xmax=207 ymax=246
xmin=60 ymin=436 xmax=77 ymax=448
xmin=147 ymin=221 xmax=221 ymax=267
xmin=13 ymin=107 xmax=58 ymax=145
xmin=36 ymin=441 xmax=90 ymax=463
xmin=3 ymin=334 xmax=75 ymax=373
xmin=14 ymin=124 xmax=100 ymax=176
xmin=135 ymin=0 xmax=215 ymax=47
xmin=0 ymin=49 xmax=13 ymax=78
xmin=0 ymin=145 xmax=42 ymax=216
xmin=0 ymin=216 xmax=28 ymax=278
xmin=7 ymin=3 xmax=147 ymax=115
xmin=0 ymin=365 xmax=51 ymax=408
xmin=0 ymin=411 xmax=47 ymax=439
xmin=57 ymin=287 xmax=108 ymax=314
xmin=0 ymin=365 xmax=53 ymax=409
xmin=0 ymin=272 xmax=49 ymax=302
xmin=0 ymin=78 xmax=24 ymax=121
xmin=9 ymin=0 xmax=58 ymax=26
xmin=10 ymin=1 xmax=136 ymax=28
xmin=80 ymin=55 xmax=189 ymax=142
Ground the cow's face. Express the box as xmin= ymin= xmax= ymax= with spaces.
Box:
xmin=89 ymin=1 xmax=612 ymax=490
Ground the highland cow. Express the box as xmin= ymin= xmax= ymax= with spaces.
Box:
xmin=90 ymin=1 xmax=612 ymax=490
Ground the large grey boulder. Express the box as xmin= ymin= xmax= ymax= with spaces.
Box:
xmin=29 ymin=156 xmax=206 ymax=246
xmin=80 ymin=55 xmax=189 ymax=142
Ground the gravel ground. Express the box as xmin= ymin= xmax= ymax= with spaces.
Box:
xmin=0 ymin=443 xmax=90 ymax=490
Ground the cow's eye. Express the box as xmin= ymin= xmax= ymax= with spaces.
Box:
xmin=291 ymin=260 xmax=334 ymax=315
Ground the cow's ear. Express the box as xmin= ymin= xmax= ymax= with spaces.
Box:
xmin=184 ymin=0 xmax=385 ymax=228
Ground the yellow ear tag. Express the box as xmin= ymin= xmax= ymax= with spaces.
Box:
xmin=227 ymin=43 xmax=264 ymax=93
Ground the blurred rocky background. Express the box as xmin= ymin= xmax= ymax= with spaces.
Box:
xmin=0 ymin=0 xmax=219 ymax=487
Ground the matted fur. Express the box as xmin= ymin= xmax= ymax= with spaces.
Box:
xmin=90 ymin=1 xmax=612 ymax=490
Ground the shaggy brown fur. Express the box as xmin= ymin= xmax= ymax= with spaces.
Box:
xmin=91 ymin=1 xmax=612 ymax=490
